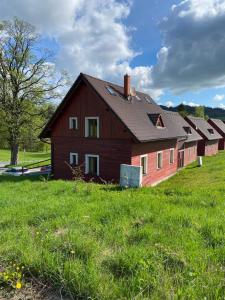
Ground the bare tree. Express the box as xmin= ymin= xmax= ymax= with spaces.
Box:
xmin=0 ymin=18 xmax=65 ymax=165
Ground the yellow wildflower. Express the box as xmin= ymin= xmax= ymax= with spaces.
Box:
xmin=16 ymin=281 xmax=22 ymax=289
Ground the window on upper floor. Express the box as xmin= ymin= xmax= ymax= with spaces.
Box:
xmin=85 ymin=117 xmax=99 ymax=138
xmin=69 ymin=117 xmax=78 ymax=130
xmin=140 ymin=155 xmax=148 ymax=175
xmin=157 ymin=152 xmax=163 ymax=169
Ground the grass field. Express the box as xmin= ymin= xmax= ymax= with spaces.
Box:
xmin=0 ymin=149 xmax=50 ymax=165
xmin=0 ymin=153 xmax=224 ymax=299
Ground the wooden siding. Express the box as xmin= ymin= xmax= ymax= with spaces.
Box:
xmin=197 ymin=140 xmax=219 ymax=156
xmin=51 ymin=81 xmax=132 ymax=140
xmin=208 ymin=119 xmax=225 ymax=150
xmin=52 ymin=137 xmax=132 ymax=182
xmin=51 ymin=82 xmax=133 ymax=182
xmin=183 ymin=141 xmax=198 ymax=166
xmin=131 ymin=140 xmax=178 ymax=186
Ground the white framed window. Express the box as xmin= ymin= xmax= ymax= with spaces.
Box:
xmin=169 ymin=148 xmax=175 ymax=164
xmin=69 ymin=117 xmax=78 ymax=130
xmin=85 ymin=154 xmax=99 ymax=176
xmin=157 ymin=151 xmax=163 ymax=169
xmin=140 ymin=155 xmax=148 ymax=175
xmin=85 ymin=117 xmax=99 ymax=138
xmin=70 ymin=153 xmax=78 ymax=165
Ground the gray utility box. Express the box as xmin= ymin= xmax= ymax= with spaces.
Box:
xmin=120 ymin=164 xmax=142 ymax=188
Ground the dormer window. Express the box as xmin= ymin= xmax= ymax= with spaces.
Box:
xmin=69 ymin=117 xmax=78 ymax=130
xmin=183 ymin=126 xmax=192 ymax=135
xmin=208 ymin=128 xmax=214 ymax=134
xmin=148 ymin=114 xmax=165 ymax=128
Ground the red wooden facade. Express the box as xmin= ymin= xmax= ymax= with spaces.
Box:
xmin=197 ymin=140 xmax=219 ymax=156
xmin=41 ymin=74 xmax=206 ymax=187
xmin=185 ymin=117 xmax=220 ymax=157
xmin=178 ymin=141 xmax=198 ymax=167
xmin=208 ymin=119 xmax=225 ymax=150
xmin=48 ymin=80 xmax=187 ymax=186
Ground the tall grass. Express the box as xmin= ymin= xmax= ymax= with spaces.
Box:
xmin=0 ymin=153 xmax=224 ymax=299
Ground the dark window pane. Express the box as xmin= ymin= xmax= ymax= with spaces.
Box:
xmin=141 ymin=157 xmax=147 ymax=174
xmin=88 ymin=157 xmax=97 ymax=175
xmin=88 ymin=119 xmax=98 ymax=137
xmin=72 ymin=119 xmax=76 ymax=129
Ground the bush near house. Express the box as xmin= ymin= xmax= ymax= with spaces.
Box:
xmin=0 ymin=153 xmax=224 ymax=299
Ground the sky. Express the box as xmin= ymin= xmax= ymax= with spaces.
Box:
xmin=1 ymin=0 xmax=225 ymax=109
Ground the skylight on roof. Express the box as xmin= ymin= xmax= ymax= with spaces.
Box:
xmin=136 ymin=95 xmax=141 ymax=101
xmin=145 ymin=96 xmax=151 ymax=103
xmin=106 ymin=86 xmax=117 ymax=96
xmin=208 ymin=128 xmax=214 ymax=134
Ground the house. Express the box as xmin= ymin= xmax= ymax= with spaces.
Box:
xmin=164 ymin=111 xmax=202 ymax=168
xmin=208 ymin=118 xmax=225 ymax=150
xmin=185 ymin=116 xmax=222 ymax=156
xmin=40 ymin=73 xmax=188 ymax=186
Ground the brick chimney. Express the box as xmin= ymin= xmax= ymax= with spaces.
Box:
xmin=124 ymin=74 xmax=131 ymax=98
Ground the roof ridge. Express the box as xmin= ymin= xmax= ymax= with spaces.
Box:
xmin=188 ymin=115 xmax=206 ymax=120
xmin=82 ymin=72 xmax=150 ymax=97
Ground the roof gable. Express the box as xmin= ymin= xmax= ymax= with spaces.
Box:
xmin=186 ymin=116 xmax=222 ymax=141
xmin=40 ymin=73 xmax=186 ymax=142
xmin=164 ymin=111 xmax=202 ymax=142
xmin=209 ymin=118 xmax=225 ymax=135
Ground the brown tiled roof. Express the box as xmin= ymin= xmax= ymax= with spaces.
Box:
xmin=40 ymin=73 xmax=186 ymax=142
xmin=164 ymin=111 xmax=202 ymax=142
xmin=208 ymin=118 xmax=225 ymax=136
xmin=185 ymin=116 xmax=222 ymax=141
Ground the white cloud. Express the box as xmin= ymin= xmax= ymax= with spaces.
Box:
xmin=213 ymin=94 xmax=225 ymax=101
xmin=151 ymin=0 xmax=225 ymax=93
xmin=165 ymin=101 xmax=174 ymax=107
xmin=188 ymin=102 xmax=200 ymax=107
xmin=0 ymin=0 xmax=162 ymax=99
xmin=218 ymin=103 xmax=225 ymax=109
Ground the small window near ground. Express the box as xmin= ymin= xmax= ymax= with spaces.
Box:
xmin=140 ymin=155 xmax=148 ymax=175
xmin=69 ymin=117 xmax=78 ymax=130
xmin=85 ymin=155 xmax=99 ymax=176
xmin=157 ymin=152 xmax=163 ymax=169
xmin=169 ymin=149 xmax=174 ymax=164
xmin=70 ymin=153 xmax=78 ymax=165
xmin=85 ymin=117 xmax=99 ymax=138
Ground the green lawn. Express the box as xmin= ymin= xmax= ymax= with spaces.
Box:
xmin=0 ymin=153 xmax=224 ymax=299
xmin=0 ymin=149 xmax=50 ymax=165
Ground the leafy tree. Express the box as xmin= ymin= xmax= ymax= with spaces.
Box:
xmin=194 ymin=106 xmax=205 ymax=118
xmin=177 ymin=104 xmax=188 ymax=117
xmin=0 ymin=18 xmax=65 ymax=165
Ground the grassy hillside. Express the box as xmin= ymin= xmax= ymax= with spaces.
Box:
xmin=0 ymin=153 xmax=224 ymax=299
xmin=0 ymin=149 xmax=50 ymax=164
